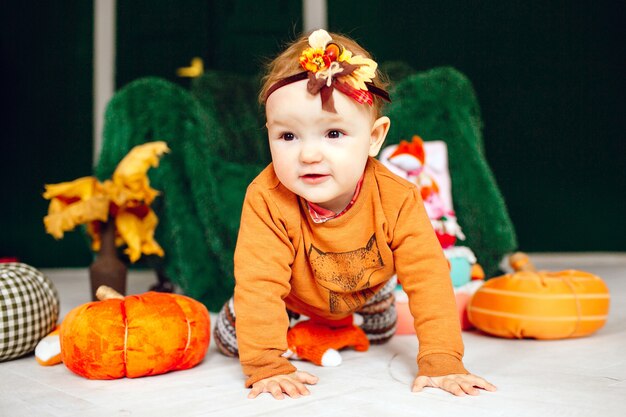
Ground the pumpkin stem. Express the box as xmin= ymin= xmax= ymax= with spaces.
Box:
xmin=96 ymin=285 xmax=125 ymax=300
xmin=509 ymin=252 xmax=536 ymax=272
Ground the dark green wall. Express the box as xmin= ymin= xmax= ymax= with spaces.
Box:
xmin=1 ymin=1 xmax=94 ymax=267
xmin=115 ymin=0 xmax=303 ymax=88
xmin=1 ymin=1 xmax=623 ymax=268
xmin=330 ymin=0 xmax=625 ymax=251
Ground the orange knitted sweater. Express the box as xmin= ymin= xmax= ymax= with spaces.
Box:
xmin=234 ymin=157 xmax=468 ymax=387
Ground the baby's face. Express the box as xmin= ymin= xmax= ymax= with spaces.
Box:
xmin=265 ymin=80 xmax=384 ymax=213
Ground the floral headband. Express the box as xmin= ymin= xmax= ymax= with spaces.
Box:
xmin=265 ymin=29 xmax=391 ymax=113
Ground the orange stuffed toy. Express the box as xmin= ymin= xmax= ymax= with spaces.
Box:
xmin=467 ymin=253 xmax=610 ymax=339
xmin=37 ymin=286 xmax=211 ymax=379
xmin=283 ymin=316 xmax=370 ymax=366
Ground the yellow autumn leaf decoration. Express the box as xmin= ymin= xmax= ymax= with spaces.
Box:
xmin=43 ymin=177 xmax=109 ymax=239
xmin=109 ymin=141 xmax=169 ymax=206
xmin=43 ymin=141 xmax=170 ymax=263
xmin=115 ymin=208 xmax=163 ymax=262
xmin=340 ymin=51 xmax=378 ymax=91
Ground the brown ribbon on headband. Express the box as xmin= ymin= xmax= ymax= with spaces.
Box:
xmin=365 ymin=83 xmax=391 ymax=103
xmin=264 ymin=71 xmax=391 ymax=112
xmin=264 ymin=72 xmax=308 ymax=102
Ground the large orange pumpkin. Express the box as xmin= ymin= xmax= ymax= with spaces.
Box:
xmin=467 ymin=253 xmax=610 ymax=339
xmin=60 ymin=286 xmax=210 ymax=379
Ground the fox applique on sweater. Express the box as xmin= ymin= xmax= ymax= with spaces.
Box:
xmin=309 ymin=234 xmax=383 ymax=313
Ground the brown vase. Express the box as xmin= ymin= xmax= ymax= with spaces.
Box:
xmin=88 ymin=219 xmax=127 ymax=300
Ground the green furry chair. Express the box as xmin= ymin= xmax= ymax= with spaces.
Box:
xmin=96 ymin=66 xmax=517 ymax=311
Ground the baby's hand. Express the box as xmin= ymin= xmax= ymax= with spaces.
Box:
xmin=248 ymin=371 xmax=319 ymax=400
xmin=412 ymin=373 xmax=497 ymax=396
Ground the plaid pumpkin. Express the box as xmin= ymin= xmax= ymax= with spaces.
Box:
xmin=0 ymin=263 xmax=60 ymax=361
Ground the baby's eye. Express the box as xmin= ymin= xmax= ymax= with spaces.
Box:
xmin=327 ymin=130 xmax=344 ymax=139
xmin=280 ymin=132 xmax=296 ymax=141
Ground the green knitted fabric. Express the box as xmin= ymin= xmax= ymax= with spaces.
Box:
xmin=191 ymin=71 xmax=270 ymax=165
xmin=96 ymin=66 xmax=517 ymax=311
xmin=95 ymin=77 xmax=241 ymax=310
xmin=384 ymin=67 xmax=518 ymax=276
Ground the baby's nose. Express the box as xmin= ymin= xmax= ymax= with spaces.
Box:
xmin=299 ymin=140 xmax=323 ymax=163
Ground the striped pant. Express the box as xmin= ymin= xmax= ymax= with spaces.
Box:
xmin=214 ymin=277 xmax=397 ymax=357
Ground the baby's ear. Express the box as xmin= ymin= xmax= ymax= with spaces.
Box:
xmin=369 ymin=116 xmax=391 ymax=157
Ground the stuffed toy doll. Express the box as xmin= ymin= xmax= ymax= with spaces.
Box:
xmin=379 ymin=135 xmax=485 ymax=332
xmin=380 ymin=135 xmax=465 ymax=250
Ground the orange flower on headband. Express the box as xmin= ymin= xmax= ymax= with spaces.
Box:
xmin=299 ymin=30 xmax=345 ymax=73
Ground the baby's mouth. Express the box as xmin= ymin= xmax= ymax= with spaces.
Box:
xmin=300 ymin=173 xmax=330 ymax=184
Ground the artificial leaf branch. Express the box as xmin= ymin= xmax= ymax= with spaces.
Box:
xmin=43 ymin=142 xmax=170 ymax=262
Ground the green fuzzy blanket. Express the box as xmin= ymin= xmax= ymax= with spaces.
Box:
xmin=96 ymin=67 xmax=517 ymax=311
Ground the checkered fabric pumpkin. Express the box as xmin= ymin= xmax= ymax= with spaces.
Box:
xmin=0 ymin=263 xmax=60 ymax=361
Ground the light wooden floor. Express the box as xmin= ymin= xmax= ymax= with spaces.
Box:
xmin=1 ymin=253 xmax=625 ymax=417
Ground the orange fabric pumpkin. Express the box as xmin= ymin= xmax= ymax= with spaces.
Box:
xmin=60 ymin=286 xmax=210 ymax=379
xmin=467 ymin=253 xmax=610 ymax=339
